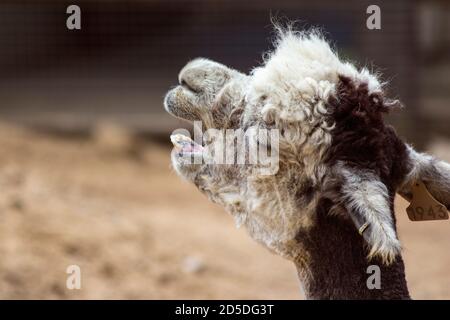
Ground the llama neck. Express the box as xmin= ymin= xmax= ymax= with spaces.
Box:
xmin=293 ymin=204 xmax=410 ymax=300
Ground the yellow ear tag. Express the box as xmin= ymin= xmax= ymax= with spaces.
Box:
xmin=406 ymin=181 xmax=449 ymax=221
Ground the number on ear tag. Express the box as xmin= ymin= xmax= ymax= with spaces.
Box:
xmin=406 ymin=181 xmax=449 ymax=221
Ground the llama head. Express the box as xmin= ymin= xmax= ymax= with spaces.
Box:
xmin=164 ymin=28 xmax=403 ymax=264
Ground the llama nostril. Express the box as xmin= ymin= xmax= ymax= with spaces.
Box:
xmin=180 ymin=78 xmax=198 ymax=93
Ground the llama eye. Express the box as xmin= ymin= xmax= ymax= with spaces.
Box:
xmin=180 ymin=79 xmax=198 ymax=93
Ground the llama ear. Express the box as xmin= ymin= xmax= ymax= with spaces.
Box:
xmin=399 ymin=145 xmax=450 ymax=210
xmin=340 ymin=166 xmax=401 ymax=265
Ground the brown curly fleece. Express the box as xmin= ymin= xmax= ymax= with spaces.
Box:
xmin=293 ymin=76 xmax=410 ymax=299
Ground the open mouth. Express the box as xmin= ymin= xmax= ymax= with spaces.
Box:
xmin=170 ymin=134 xmax=204 ymax=157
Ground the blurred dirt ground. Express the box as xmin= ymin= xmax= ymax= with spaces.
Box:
xmin=0 ymin=122 xmax=449 ymax=299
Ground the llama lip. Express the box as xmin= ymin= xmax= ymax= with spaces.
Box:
xmin=170 ymin=134 xmax=204 ymax=156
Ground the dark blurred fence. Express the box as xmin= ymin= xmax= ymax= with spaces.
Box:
xmin=0 ymin=0 xmax=449 ymax=146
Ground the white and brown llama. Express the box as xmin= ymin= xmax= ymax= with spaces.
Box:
xmin=164 ymin=28 xmax=450 ymax=299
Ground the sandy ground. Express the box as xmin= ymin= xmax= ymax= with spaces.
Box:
xmin=0 ymin=122 xmax=449 ymax=299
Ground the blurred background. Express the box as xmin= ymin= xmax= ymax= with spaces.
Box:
xmin=0 ymin=0 xmax=449 ymax=299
